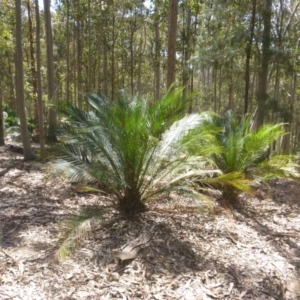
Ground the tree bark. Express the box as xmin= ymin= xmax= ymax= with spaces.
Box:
xmin=281 ymin=39 xmax=300 ymax=154
xmin=256 ymin=0 xmax=272 ymax=128
xmin=76 ymin=0 xmax=82 ymax=109
xmin=66 ymin=0 xmax=70 ymax=102
xmin=44 ymin=0 xmax=57 ymax=142
xmin=26 ymin=0 xmax=38 ymax=122
xmin=154 ymin=0 xmax=161 ymax=100
xmin=182 ymin=7 xmax=191 ymax=99
xmin=35 ymin=0 xmax=45 ymax=150
xmin=0 ymin=67 xmax=4 ymax=146
xmin=244 ymin=0 xmax=256 ymax=115
xmin=15 ymin=0 xmax=35 ymax=160
xmin=111 ymin=0 xmax=115 ymax=100
xmin=166 ymin=0 xmax=178 ymax=90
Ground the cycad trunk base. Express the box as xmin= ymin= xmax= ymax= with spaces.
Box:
xmin=221 ymin=186 xmax=239 ymax=203
xmin=119 ymin=189 xmax=146 ymax=214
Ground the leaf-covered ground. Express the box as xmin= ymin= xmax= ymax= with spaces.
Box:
xmin=0 ymin=143 xmax=300 ymax=299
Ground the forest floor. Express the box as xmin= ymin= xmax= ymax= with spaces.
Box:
xmin=0 ymin=143 xmax=300 ymax=300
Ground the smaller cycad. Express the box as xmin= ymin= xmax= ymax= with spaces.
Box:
xmin=185 ymin=111 xmax=298 ymax=197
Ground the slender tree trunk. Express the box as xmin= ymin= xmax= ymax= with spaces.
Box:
xmin=228 ymin=60 xmax=234 ymax=110
xmin=35 ymin=0 xmax=45 ymax=150
xmin=0 ymin=67 xmax=4 ymax=146
xmin=272 ymin=62 xmax=280 ymax=122
xmin=44 ymin=0 xmax=57 ymax=142
xmin=244 ymin=0 xmax=256 ymax=114
xmin=130 ymin=29 xmax=134 ymax=95
xmin=154 ymin=0 xmax=161 ymax=100
xmin=102 ymin=39 xmax=108 ymax=95
xmin=182 ymin=7 xmax=191 ymax=97
xmin=282 ymin=39 xmax=300 ymax=154
xmin=73 ymin=22 xmax=77 ymax=105
xmin=137 ymin=23 xmax=146 ymax=96
xmin=66 ymin=0 xmax=70 ymax=102
xmin=166 ymin=0 xmax=178 ymax=90
xmin=15 ymin=0 xmax=35 ymax=160
xmin=218 ymin=66 xmax=222 ymax=112
xmin=213 ymin=67 xmax=217 ymax=112
xmin=76 ymin=0 xmax=82 ymax=108
xmin=256 ymin=0 xmax=272 ymax=128
xmin=7 ymin=54 xmax=16 ymax=110
xmin=26 ymin=0 xmax=38 ymax=122
xmin=87 ymin=0 xmax=91 ymax=92
xmin=111 ymin=0 xmax=115 ymax=100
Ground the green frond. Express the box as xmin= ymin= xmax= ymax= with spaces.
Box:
xmin=56 ymin=206 xmax=107 ymax=260
xmin=201 ymin=172 xmax=251 ymax=193
xmin=254 ymin=155 xmax=300 ymax=181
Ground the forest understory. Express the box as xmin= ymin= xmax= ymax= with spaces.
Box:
xmin=0 ymin=143 xmax=300 ymax=300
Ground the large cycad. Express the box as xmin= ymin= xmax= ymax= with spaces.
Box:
xmin=51 ymin=90 xmax=213 ymax=214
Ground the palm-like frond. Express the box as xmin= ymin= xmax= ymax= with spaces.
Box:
xmin=254 ymin=155 xmax=300 ymax=181
xmin=55 ymin=206 xmax=107 ymax=260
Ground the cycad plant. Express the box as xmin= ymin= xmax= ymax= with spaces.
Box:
xmin=50 ymin=96 xmax=258 ymax=259
xmin=185 ymin=111 xmax=298 ymax=197
xmin=51 ymin=89 xmax=215 ymax=214
xmin=209 ymin=111 xmax=287 ymax=175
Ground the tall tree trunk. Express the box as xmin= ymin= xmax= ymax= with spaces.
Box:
xmin=7 ymin=54 xmax=16 ymax=110
xmin=244 ymin=0 xmax=256 ymax=114
xmin=15 ymin=0 xmax=35 ymax=160
xmin=228 ymin=60 xmax=234 ymax=110
xmin=26 ymin=0 xmax=38 ymax=122
xmin=0 ymin=67 xmax=4 ymax=146
xmin=66 ymin=0 xmax=70 ymax=102
xmin=111 ymin=0 xmax=115 ymax=100
xmin=182 ymin=7 xmax=191 ymax=99
xmin=76 ymin=0 xmax=82 ymax=109
xmin=35 ymin=0 xmax=45 ymax=150
xmin=282 ymin=39 xmax=299 ymax=154
xmin=137 ymin=23 xmax=146 ymax=96
xmin=130 ymin=29 xmax=134 ymax=95
xmin=272 ymin=0 xmax=283 ymax=122
xmin=213 ymin=66 xmax=217 ymax=112
xmin=44 ymin=0 xmax=57 ymax=142
xmin=154 ymin=0 xmax=161 ymax=100
xmin=102 ymin=38 xmax=108 ymax=95
xmin=256 ymin=0 xmax=272 ymax=128
xmin=166 ymin=0 xmax=178 ymax=90
xmin=87 ymin=0 xmax=91 ymax=92
xmin=73 ymin=22 xmax=77 ymax=105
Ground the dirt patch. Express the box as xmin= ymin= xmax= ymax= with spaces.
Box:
xmin=0 ymin=143 xmax=300 ymax=299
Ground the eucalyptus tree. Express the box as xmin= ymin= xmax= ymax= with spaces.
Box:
xmin=15 ymin=0 xmax=35 ymax=160
xmin=26 ymin=0 xmax=38 ymax=122
xmin=153 ymin=0 xmax=161 ymax=99
xmin=0 ymin=0 xmax=16 ymax=111
xmin=44 ymin=0 xmax=57 ymax=142
xmin=244 ymin=0 xmax=256 ymax=114
xmin=0 ymin=67 xmax=4 ymax=146
xmin=35 ymin=0 xmax=45 ymax=150
xmin=166 ymin=0 xmax=178 ymax=89
xmin=256 ymin=0 xmax=273 ymax=128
